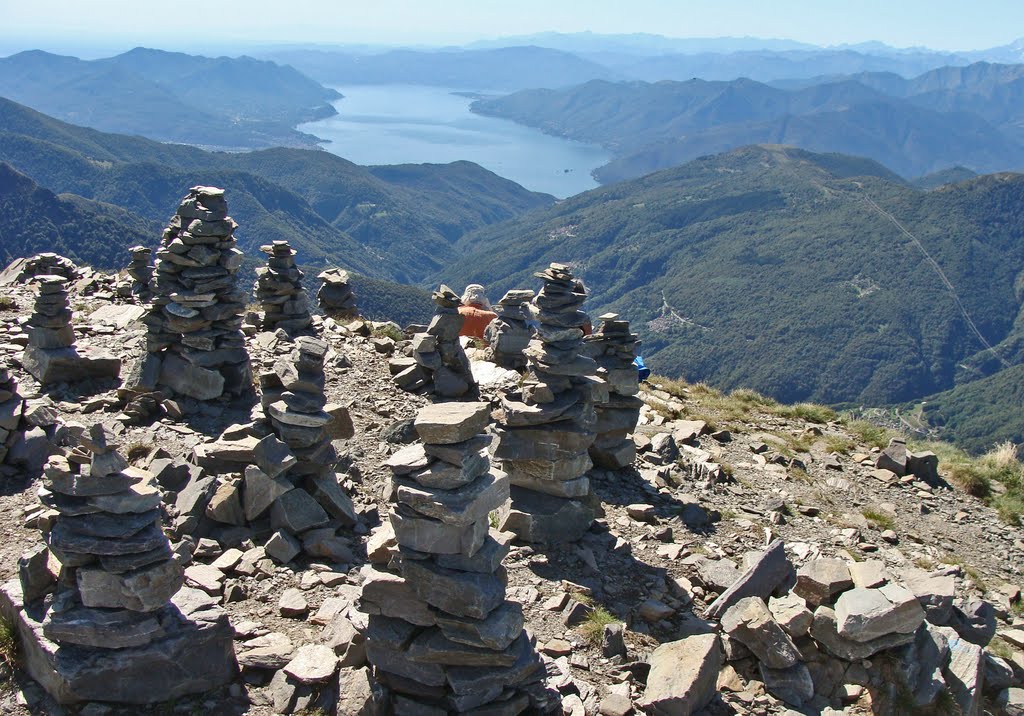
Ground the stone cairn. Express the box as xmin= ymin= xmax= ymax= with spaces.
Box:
xmin=0 ymin=363 xmax=25 ymax=469
xmin=254 ymin=240 xmax=312 ymax=334
xmin=316 ymin=268 xmax=358 ymax=318
xmin=21 ymin=253 xmax=80 ymax=282
xmin=125 ymin=246 xmax=154 ymax=300
xmin=256 ymin=335 xmax=357 ymax=560
xmin=6 ymin=423 xmax=236 ymax=703
xmin=394 ymin=285 xmax=478 ymax=398
xmin=583 ymin=313 xmax=643 ymax=469
xmin=22 ymin=275 xmax=120 ymax=385
xmin=363 ymin=402 xmax=552 ymax=714
xmin=492 ymin=264 xmax=602 ymax=544
xmin=484 ymin=289 xmax=535 ymax=370
xmin=144 ymin=186 xmax=251 ymax=401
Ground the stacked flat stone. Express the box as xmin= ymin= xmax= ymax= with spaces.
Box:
xmin=0 ymin=364 xmax=24 ymax=465
xmin=317 ymin=268 xmax=358 ymax=318
xmin=126 ymin=246 xmax=154 ymax=300
xmin=21 ymin=253 xmax=79 ymax=282
xmin=146 ymin=186 xmax=251 ymax=400
xmin=363 ymin=402 xmax=548 ymax=714
xmin=27 ymin=275 xmax=75 ymax=350
xmin=583 ymin=313 xmax=643 ymax=468
xmin=254 ymin=241 xmax=312 ymax=333
xmin=261 ymin=336 xmax=336 ymax=477
xmin=19 ymin=423 xmax=235 ymax=702
xmin=400 ymin=285 xmax=478 ymax=398
xmin=484 ymin=289 xmax=535 ymax=370
xmin=493 ymin=263 xmax=602 ymax=544
xmin=22 ymin=275 xmax=119 ymax=384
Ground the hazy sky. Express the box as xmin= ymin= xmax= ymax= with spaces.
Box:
xmin=1 ymin=0 xmax=1020 ymax=53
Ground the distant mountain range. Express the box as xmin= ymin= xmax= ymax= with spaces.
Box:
xmin=438 ymin=145 xmax=1024 ymax=416
xmin=471 ymin=62 xmax=1024 ymax=181
xmin=0 ymin=97 xmax=553 ymax=282
xmin=263 ymin=33 xmax=1024 ymax=91
xmin=0 ymin=48 xmax=342 ymax=149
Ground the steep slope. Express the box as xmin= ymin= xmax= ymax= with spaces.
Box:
xmin=0 ymin=49 xmax=340 ymax=149
xmin=438 ymin=146 xmax=1024 ymax=406
xmin=911 ymin=364 xmax=1024 ymax=455
xmin=0 ymin=162 xmax=157 ymax=267
xmin=0 ymin=97 xmax=553 ymax=280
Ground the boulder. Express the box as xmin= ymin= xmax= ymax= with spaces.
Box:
xmin=793 ymin=557 xmax=853 ymax=607
xmin=638 ymin=634 xmax=721 ymax=715
xmin=721 ymin=597 xmax=800 ymax=669
xmin=705 ymin=540 xmax=792 ymax=619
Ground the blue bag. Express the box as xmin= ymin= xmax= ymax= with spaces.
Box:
xmin=633 ymin=355 xmax=650 ymax=381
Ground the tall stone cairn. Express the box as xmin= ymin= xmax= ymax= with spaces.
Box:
xmin=484 ymin=289 xmax=535 ymax=370
xmin=363 ymin=402 xmax=552 ymax=714
xmin=126 ymin=246 xmax=154 ymax=300
xmin=254 ymin=240 xmax=312 ymax=333
xmin=583 ymin=313 xmax=643 ymax=468
xmin=395 ymin=285 xmax=478 ymax=398
xmin=316 ymin=268 xmax=358 ymax=318
xmin=18 ymin=423 xmax=236 ymax=703
xmin=22 ymin=275 xmax=119 ymax=384
xmin=492 ymin=263 xmax=603 ymax=543
xmin=147 ymin=186 xmax=251 ymax=401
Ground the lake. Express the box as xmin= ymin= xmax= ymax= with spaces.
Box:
xmin=298 ymin=85 xmax=610 ymax=198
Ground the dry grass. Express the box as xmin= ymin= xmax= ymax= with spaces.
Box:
xmin=578 ymin=607 xmax=619 ymax=646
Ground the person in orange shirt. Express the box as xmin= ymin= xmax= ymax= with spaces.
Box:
xmin=458 ymin=284 xmax=498 ymax=343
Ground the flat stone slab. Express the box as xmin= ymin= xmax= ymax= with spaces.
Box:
xmin=0 ymin=581 xmax=236 ymax=704
xmin=23 ymin=345 xmax=120 ymax=385
xmin=414 ymin=403 xmax=490 ymax=445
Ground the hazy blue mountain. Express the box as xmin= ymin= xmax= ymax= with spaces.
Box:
xmin=438 ymin=145 xmax=1024 ymax=408
xmin=0 ymin=48 xmax=340 ymax=148
xmin=265 ymin=46 xmax=618 ymax=91
xmin=472 ymin=62 xmax=1024 ymax=181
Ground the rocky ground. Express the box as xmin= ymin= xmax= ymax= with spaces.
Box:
xmin=0 ymin=270 xmax=1021 ymax=716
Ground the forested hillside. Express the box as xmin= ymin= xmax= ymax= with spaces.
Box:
xmin=439 ymin=145 xmax=1024 ymax=408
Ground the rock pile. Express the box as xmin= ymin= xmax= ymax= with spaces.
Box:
xmin=703 ymin=545 xmax=1006 ymax=714
xmin=144 ymin=186 xmax=251 ymax=401
xmin=583 ymin=313 xmax=642 ymax=469
xmin=0 ymin=424 xmax=236 ymax=703
xmin=254 ymin=241 xmax=312 ymax=334
xmin=363 ymin=401 xmax=551 ymax=714
xmin=316 ymin=268 xmax=358 ymax=318
xmin=493 ymin=264 xmax=601 ymax=543
xmin=125 ymin=245 xmax=154 ymax=300
xmin=874 ymin=437 xmax=940 ymax=483
xmin=22 ymin=275 xmax=120 ymax=385
xmin=393 ymin=285 xmax=477 ymax=399
xmin=484 ymin=289 xmax=535 ymax=370
xmin=255 ymin=335 xmax=358 ymax=561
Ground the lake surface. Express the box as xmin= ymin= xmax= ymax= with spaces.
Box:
xmin=298 ymin=85 xmax=610 ymax=198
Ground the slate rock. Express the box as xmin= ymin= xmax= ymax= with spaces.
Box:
xmin=638 ymin=634 xmax=721 ymax=715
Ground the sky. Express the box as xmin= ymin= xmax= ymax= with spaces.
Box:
xmin=0 ymin=0 xmax=1021 ymax=54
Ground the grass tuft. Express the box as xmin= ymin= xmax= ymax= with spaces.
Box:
xmin=861 ymin=508 xmax=895 ymax=531
xmin=577 ymin=607 xmax=618 ymax=646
